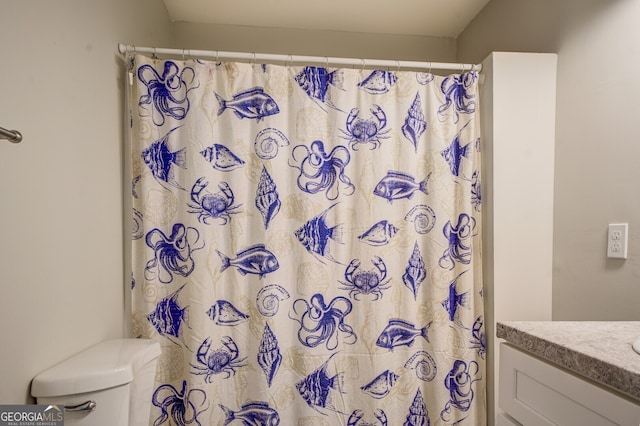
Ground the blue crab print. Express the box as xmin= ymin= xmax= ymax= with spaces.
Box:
xmin=152 ymin=380 xmax=208 ymax=426
xmin=144 ymin=223 xmax=204 ymax=284
xmin=439 ymin=213 xmax=476 ymax=270
xmin=339 ymin=256 xmax=391 ymax=301
xmin=138 ymin=61 xmax=197 ymax=126
xmin=347 ymin=409 xmax=388 ymax=426
xmin=470 ymin=316 xmax=486 ymax=359
xmin=340 ymin=105 xmax=390 ymax=150
xmin=190 ymin=336 xmax=247 ymax=383
xmin=187 ymin=177 xmax=241 ymax=225
xmin=289 ymin=140 xmax=355 ymax=201
xmin=290 ymin=293 xmax=357 ymax=350
xmin=438 ymin=72 xmax=477 ymax=123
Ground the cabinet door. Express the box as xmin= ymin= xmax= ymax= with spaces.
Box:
xmin=499 ymin=343 xmax=640 ymax=426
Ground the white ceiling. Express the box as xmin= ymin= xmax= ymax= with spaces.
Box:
xmin=162 ymin=0 xmax=491 ymax=38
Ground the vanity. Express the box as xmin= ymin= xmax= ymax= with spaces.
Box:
xmin=497 ymin=321 xmax=640 ymax=426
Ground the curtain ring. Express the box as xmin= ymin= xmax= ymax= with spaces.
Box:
xmin=396 ymin=60 xmax=401 ymax=73
xmin=427 ymin=62 xmax=432 ymax=75
xmin=252 ymin=52 xmax=256 ymax=64
xmin=216 ymin=50 xmax=219 ymax=63
xmin=182 ymin=49 xmax=185 ymax=60
xmin=361 ymin=58 xmax=366 ymax=71
xmin=325 ymin=56 xmax=329 ymax=69
xmin=152 ymin=47 xmax=157 ymax=59
xmin=288 ymin=54 xmax=293 ymax=67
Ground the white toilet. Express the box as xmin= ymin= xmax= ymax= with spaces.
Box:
xmin=31 ymin=338 xmax=161 ymax=426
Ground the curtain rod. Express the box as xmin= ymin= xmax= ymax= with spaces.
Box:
xmin=118 ymin=43 xmax=481 ymax=72
xmin=0 ymin=126 xmax=22 ymax=144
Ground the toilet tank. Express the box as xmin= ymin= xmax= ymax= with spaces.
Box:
xmin=31 ymin=338 xmax=161 ymax=426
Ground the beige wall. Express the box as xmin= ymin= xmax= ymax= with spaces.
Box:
xmin=0 ymin=0 xmax=171 ymax=403
xmin=459 ymin=0 xmax=640 ymax=321
xmin=173 ymin=22 xmax=458 ymax=62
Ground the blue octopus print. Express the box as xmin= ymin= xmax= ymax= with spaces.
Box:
xmin=290 ymin=293 xmax=357 ymax=350
xmin=340 ymin=105 xmax=390 ymax=150
xmin=402 ymin=93 xmax=427 ymax=153
xmin=404 ymin=388 xmax=429 ymax=426
xmin=144 ymin=223 xmax=204 ymax=284
xmin=296 ymin=352 xmax=346 ymax=414
xmin=152 ymin=380 xmax=208 ymax=426
xmin=142 ymin=127 xmax=187 ymax=190
xmin=138 ymin=61 xmax=197 ymax=126
xmin=190 ymin=336 xmax=247 ymax=382
xmin=439 ymin=213 xmax=476 ymax=270
xmin=289 ymin=140 xmax=355 ymax=201
xmin=438 ymin=72 xmax=477 ymax=123
xmin=440 ymin=360 xmax=481 ymax=423
xmin=147 ymin=283 xmax=189 ymax=340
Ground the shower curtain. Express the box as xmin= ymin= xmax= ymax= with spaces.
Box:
xmin=128 ymin=53 xmax=485 ymax=425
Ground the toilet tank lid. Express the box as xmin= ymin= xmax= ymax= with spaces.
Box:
xmin=31 ymin=338 xmax=161 ymax=398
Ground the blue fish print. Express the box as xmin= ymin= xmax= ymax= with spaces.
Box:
xmin=219 ymin=401 xmax=280 ymax=426
xmin=257 ymin=323 xmax=282 ymax=387
xmin=215 ymin=87 xmax=280 ymax=121
xmin=360 ymin=370 xmax=399 ymax=399
xmin=294 ymin=203 xmax=344 ymax=264
xmin=147 ymin=283 xmax=188 ymax=339
xmin=441 ymin=270 xmax=470 ymax=324
xmin=373 ymin=171 xmax=430 ymax=203
xmin=217 ymin=244 xmax=279 ymax=278
xmin=206 ymin=300 xmax=249 ymax=326
xmin=376 ymin=318 xmax=431 ymax=351
xmin=255 ymin=166 xmax=281 ymax=229
xmin=296 ymin=353 xmax=345 ymax=414
xmin=405 ymin=388 xmax=429 ymax=426
xmin=152 ymin=381 xmax=208 ymax=426
xmin=200 ymin=144 xmax=245 ymax=171
xmin=441 ymin=134 xmax=471 ymax=177
xmin=358 ymin=70 xmax=398 ymax=94
xmin=294 ymin=66 xmax=344 ymax=106
xmin=403 ymin=242 xmax=427 ymax=300
xmin=141 ymin=127 xmax=186 ymax=189
xmin=358 ymin=220 xmax=399 ymax=246
xmin=402 ymin=93 xmax=427 ymax=152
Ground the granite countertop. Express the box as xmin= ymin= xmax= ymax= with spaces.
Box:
xmin=497 ymin=321 xmax=640 ymax=401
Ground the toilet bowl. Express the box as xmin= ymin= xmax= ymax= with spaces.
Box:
xmin=31 ymin=338 xmax=161 ymax=426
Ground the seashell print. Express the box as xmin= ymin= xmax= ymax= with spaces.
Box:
xmin=404 ymin=351 xmax=437 ymax=382
xmin=416 ymin=72 xmax=435 ymax=85
xmin=255 ymin=166 xmax=281 ymax=229
xmin=132 ymin=208 xmax=144 ymax=240
xmin=404 ymin=204 xmax=436 ymax=234
xmin=402 ymin=93 xmax=427 ymax=152
xmin=360 ymin=370 xmax=399 ymax=399
xmin=200 ymin=143 xmax=245 ymax=171
xmin=358 ymin=70 xmax=398 ymax=94
xmin=143 ymin=188 xmax=178 ymax=226
xmin=357 ymin=220 xmax=399 ymax=246
xmin=254 ymin=128 xmax=290 ymax=160
xmin=258 ymin=323 xmax=282 ymax=387
xmin=403 ymin=242 xmax=427 ymax=300
xmin=256 ymin=284 xmax=290 ymax=317
xmin=206 ymin=300 xmax=249 ymax=326
xmin=405 ymin=388 xmax=429 ymax=426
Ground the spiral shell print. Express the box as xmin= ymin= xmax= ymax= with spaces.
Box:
xmin=404 ymin=204 xmax=436 ymax=234
xmin=404 ymin=350 xmax=437 ymax=382
xmin=255 ymin=166 xmax=281 ymax=229
xmin=258 ymin=323 xmax=282 ymax=387
xmin=403 ymin=242 xmax=427 ymax=300
xmin=254 ymin=128 xmax=289 ymax=160
xmin=256 ymin=284 xmax=290 ymax=317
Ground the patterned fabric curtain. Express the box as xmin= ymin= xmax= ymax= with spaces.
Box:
xmin=129 ymin=53 xmax=485 ymax=426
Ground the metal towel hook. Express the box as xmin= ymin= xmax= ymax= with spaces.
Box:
xmin=0 ymin=126 xmax=22 ymax=143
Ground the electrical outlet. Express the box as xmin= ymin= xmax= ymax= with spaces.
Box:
xmin=607 ymin=223 xmax=628 ymax=259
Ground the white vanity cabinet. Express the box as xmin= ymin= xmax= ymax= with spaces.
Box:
xmin=499 ymin=343 xmax=640 ymax=426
